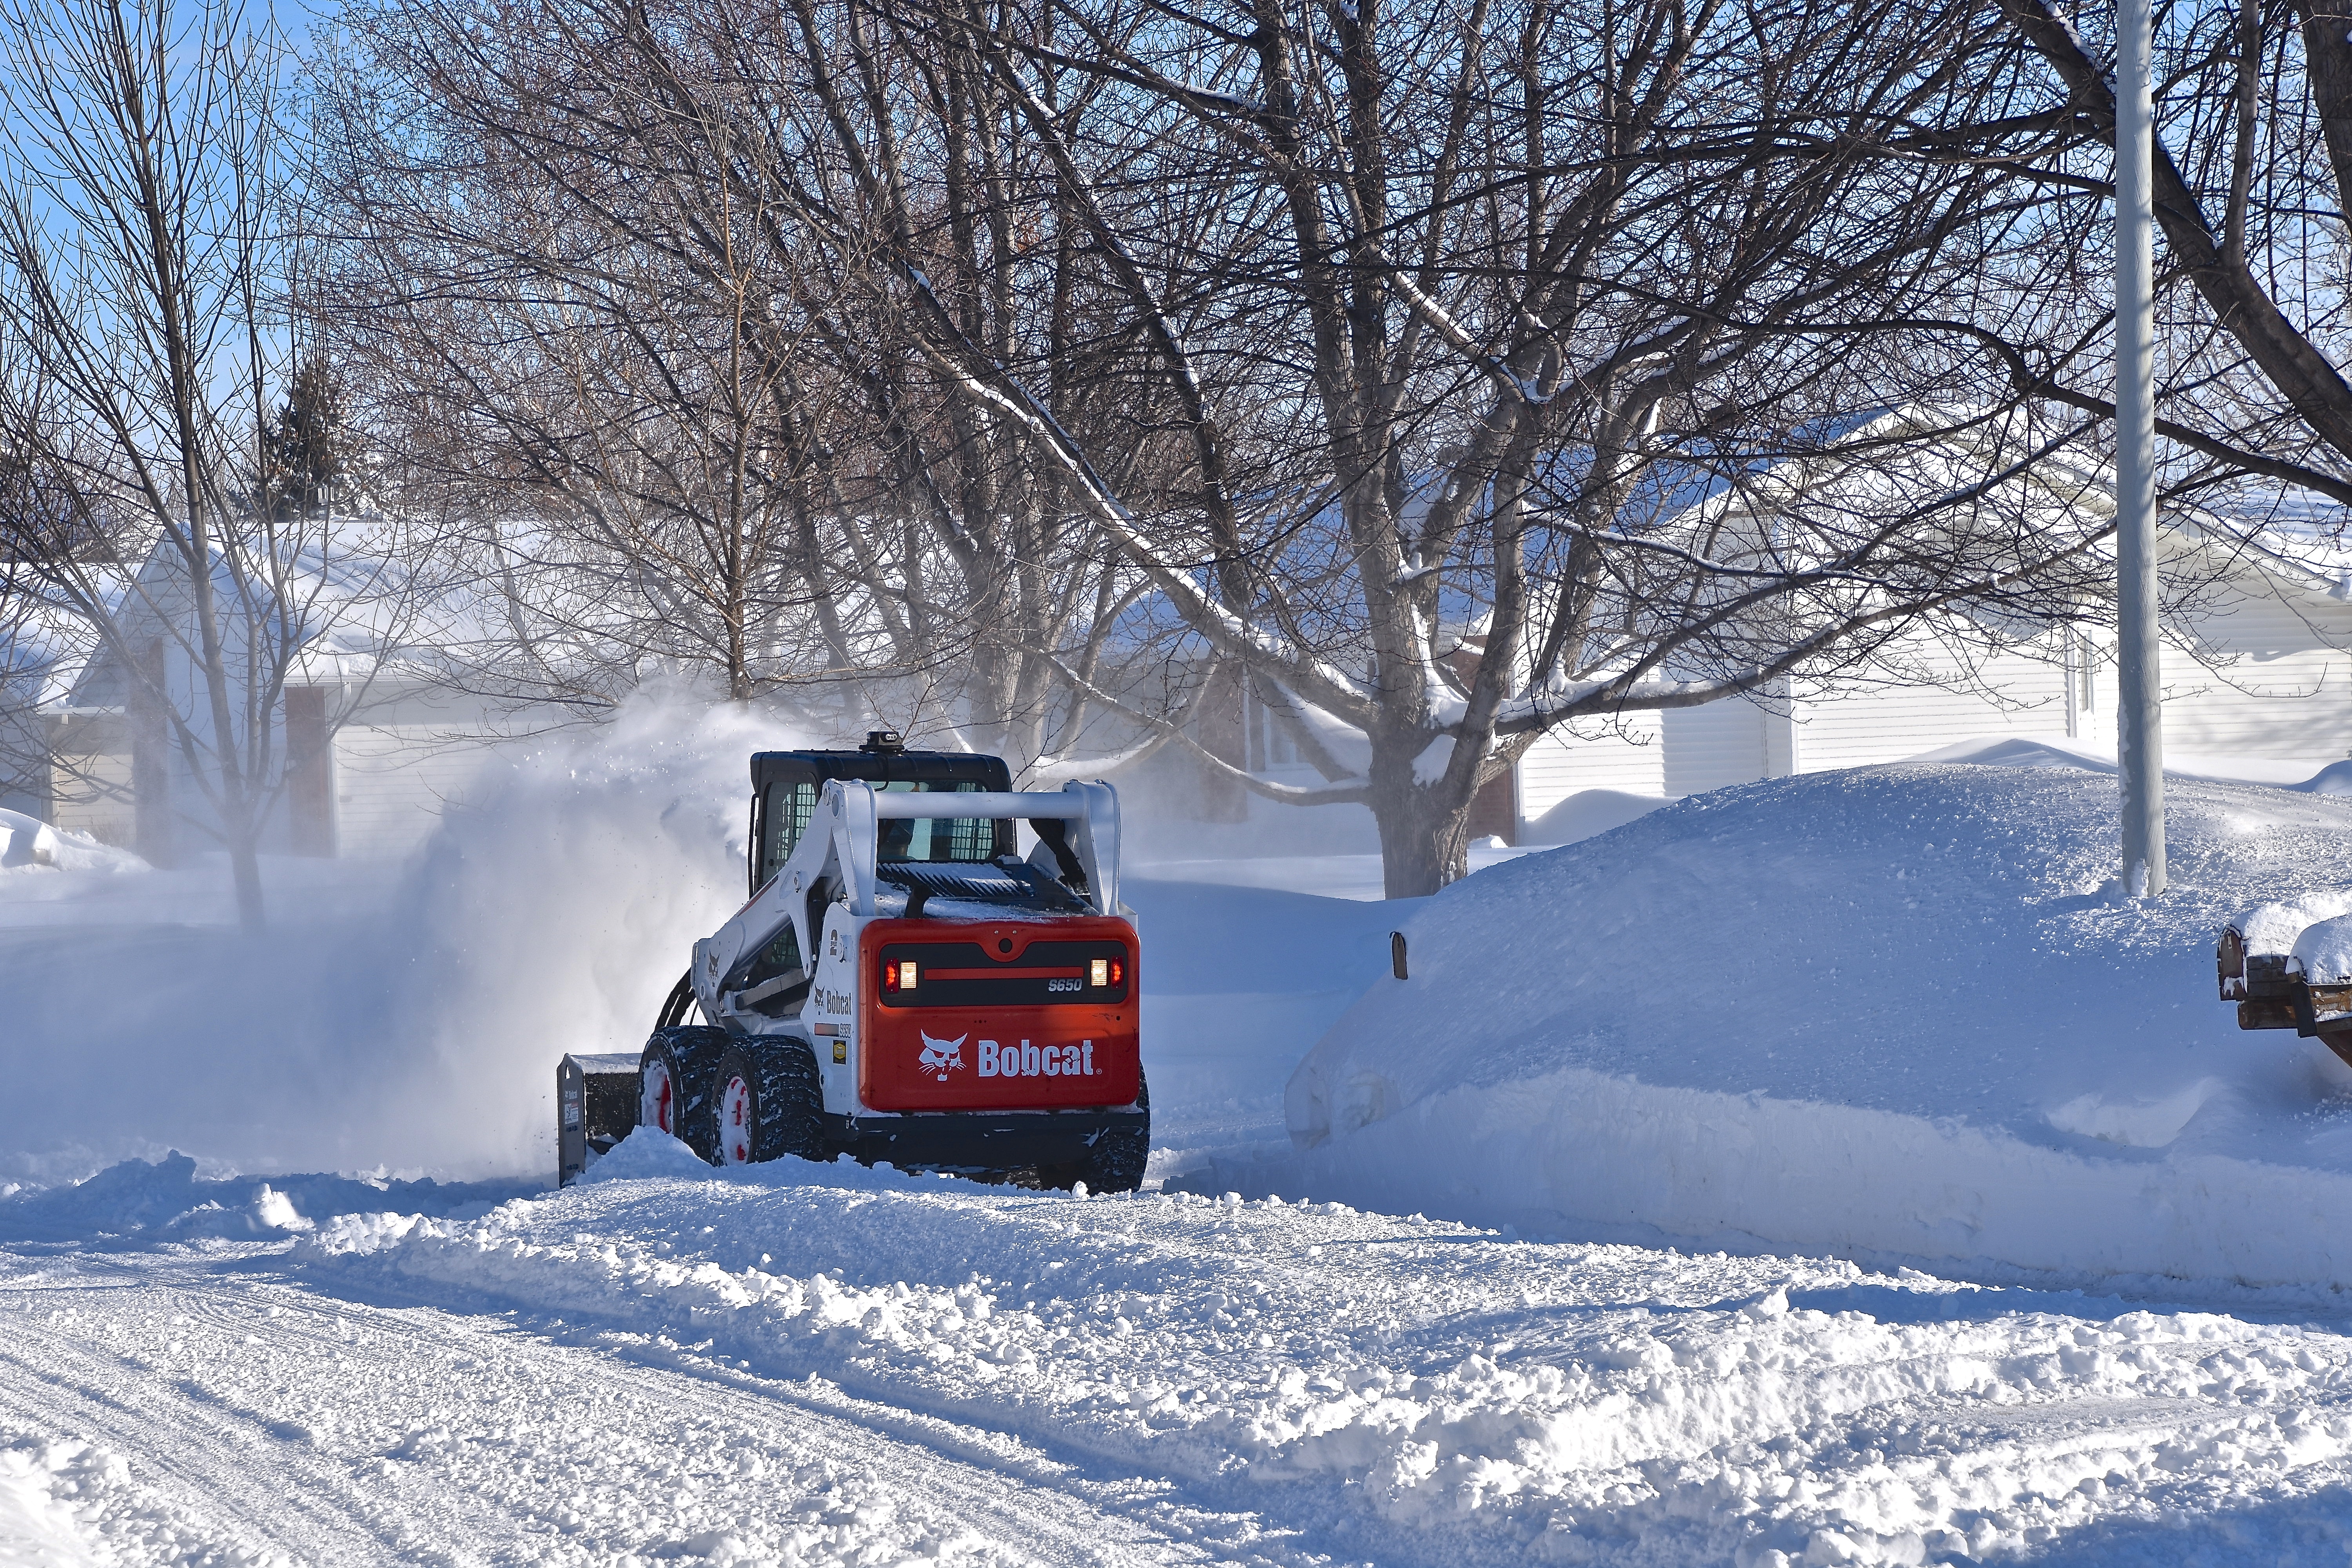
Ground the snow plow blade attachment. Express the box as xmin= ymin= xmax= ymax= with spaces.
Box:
xmin=558 ymin=1053 xmax=642 ymax=1186
xmin=2217 ymin=920 xmax=2352 ymax=1066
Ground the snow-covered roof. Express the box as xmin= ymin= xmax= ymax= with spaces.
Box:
xmin=2167 ymin=495 xmax=2352 ymax=602
xmin=48 ymin=512 xmax=517 ymax=713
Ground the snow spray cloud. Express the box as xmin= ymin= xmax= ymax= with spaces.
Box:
xmin=0 ymin=693 xmax=809 ymax=1182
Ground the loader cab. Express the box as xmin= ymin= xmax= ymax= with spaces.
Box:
xmin=748 ymin=731 xmax=1015 ymax=896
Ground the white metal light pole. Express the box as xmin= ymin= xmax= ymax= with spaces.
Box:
xmin=2116 ymin=0 xmax=2165 ymax=896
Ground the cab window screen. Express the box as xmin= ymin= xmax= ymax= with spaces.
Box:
xmin=876 ymin=780 xmax=1003 ymax=863
xmin=761 ymin=781 xmax=818 ymax=886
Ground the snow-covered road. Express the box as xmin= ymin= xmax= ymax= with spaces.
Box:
xmin=0 ymin=1247 xmax=1240 ymax=1567
xmin=13 ymin=1143 xmax=2352 ymax=1566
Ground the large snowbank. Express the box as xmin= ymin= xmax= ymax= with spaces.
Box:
xmin=1285 ymin=764 xmax=2352 ymax=1292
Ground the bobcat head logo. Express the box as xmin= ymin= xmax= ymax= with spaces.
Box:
xmin=917 ymin=1032 xmax=966 ymax=1082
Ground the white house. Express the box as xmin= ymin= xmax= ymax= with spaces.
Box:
xmin=1226 ymin=417 xmax=2352 ymax=845
xmin=8 ymin=526 xmax=565 ymax=863
xmin=1505 ymin=505 xmax=2352 ymax=839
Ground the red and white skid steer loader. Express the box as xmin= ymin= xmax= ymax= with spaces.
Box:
xmin=556 ymin=733 xmax=1148 ymax=1190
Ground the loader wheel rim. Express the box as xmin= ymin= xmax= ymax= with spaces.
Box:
xmin=643 ymin=1059 xmax=675 ymax=1136
xmin=717 ymin=1073 xmax=754 ymax=1165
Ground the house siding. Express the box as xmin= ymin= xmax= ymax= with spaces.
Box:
xmin=329 ymin=724 xmax=528 ymax=860
xmin=1662 ymin=701 xmax=1769 ymax=796
xmin=2158 ymin=581 xmax=2352 ymax=759
xmin=1787 ymin=640 xmax=2079 ymax=771
xmin=1515 ymin=714 xmax=1666 ymax=824
xmin=41 ymin=713 xmax=134 ymax=847
xmin=1521 ymin=587 xmax=2352 ymax=816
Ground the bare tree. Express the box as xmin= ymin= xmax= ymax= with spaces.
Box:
xmin=313 ymin=0 xmax=2190 ymax=898
xmin=1979 ymin=0 xmax=2352 ymax=517
xmin=312 ymin=0 xmax=1161 ymax=760
xmin=760 ymin=0 xmax=2120 ymax=893
xmin=0 ymin=0 xmax=390 ymax=930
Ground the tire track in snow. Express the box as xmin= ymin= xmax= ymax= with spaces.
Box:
xmin=0 ymin=1284 xmax=406 ymax=1564
xmin=0 ymin=1256 xmax=1244 ymax=1567
xmin=192 ymin=1278 xmax=1265 ymax=1568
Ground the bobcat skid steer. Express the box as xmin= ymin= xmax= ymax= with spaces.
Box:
xmin=557 ymin=733 xmax=1147 ymax=1190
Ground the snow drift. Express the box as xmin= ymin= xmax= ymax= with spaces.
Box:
xmin=1286 ymin=763 xmax=2352 ymax=1291
xmin=0 ymin=808 xmax=142 ymax=876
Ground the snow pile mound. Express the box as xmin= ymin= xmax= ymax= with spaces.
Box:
xmin=1522 ymin=788 xmax=1671 ymax=846
xmin=578 ymin=1126 xmax=719 ymax=1183
xmin=2293 ymin=915 xmax=2352 ymax=984
xmin=1910 ymin=735 xmax=2118 ymax=774
xmin=1287 ymin=764 xmax=2352 ymax=1290
xmin=2295 ymin=759 xmax=2352 ymax=795
xmin=2239 ymin=892 xmax=2352 ymax=959
xmin=0 ymin=1423 xmax=274 ymax=1566
xmin=0 ymin=1433 xmax=114 ymax=1568
xmin=0 ymin=1151 xmax=526 ymax=1245
xmin=0 ymin=808 xmax=142 ymax=876
xmin=298 ymin=1165 xmax=2352 ymax=1566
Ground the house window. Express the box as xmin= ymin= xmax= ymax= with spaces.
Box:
xmin=1246 ymin=690 xmax=1301 ymax=771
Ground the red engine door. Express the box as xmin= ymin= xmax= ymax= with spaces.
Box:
xmin=858 ymin=917 xmax=1140 ymax=1111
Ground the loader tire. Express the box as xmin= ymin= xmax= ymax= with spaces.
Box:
xmin=1050 ymin=1069 xmax=1151 ymax=1194
xmin=713 ymin=1039 xmax=825 ymax=1167
xmin=639 ymin=1025 xmax=729 ymax=1162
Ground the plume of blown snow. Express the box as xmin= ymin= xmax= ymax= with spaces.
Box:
xmin=0 ymin=692 xmax=808 ymax=1183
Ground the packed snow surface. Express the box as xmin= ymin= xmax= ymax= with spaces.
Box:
xmin=1286 ymin=764 xmax=2352 ymax=1291
xmin=16 ymin=1143 xmax=2352 ymax=1564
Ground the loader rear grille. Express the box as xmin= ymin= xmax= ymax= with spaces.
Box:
xmin=874 ymin=861 xmax=1085 ymax=913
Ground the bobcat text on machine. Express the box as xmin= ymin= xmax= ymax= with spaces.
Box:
xmin=556 ymin=733 xmax=1148 ymax=1190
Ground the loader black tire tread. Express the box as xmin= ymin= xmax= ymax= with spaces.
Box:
xmin=1046 ymin=1069 xmax=1150 ymax=1194
xmin=713 ymin=1039 xmax=825 ymax=1167
xmin=640 ymin=1025 xmax=730 ymax=1162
